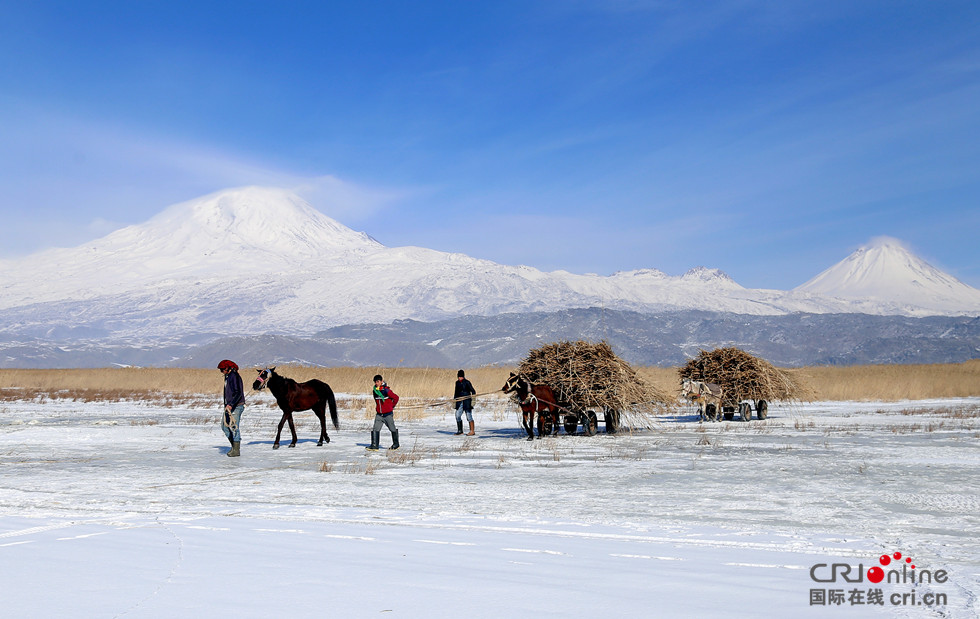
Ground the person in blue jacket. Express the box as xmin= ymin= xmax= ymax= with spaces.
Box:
xmin=218 ymin=359 xmax=245 ymax=457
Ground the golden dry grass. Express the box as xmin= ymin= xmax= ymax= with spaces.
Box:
xmin=789 ymin=359 xmax=980 ymax=401
xmin=0 ymin=360 xmax=978 ymax=403
xmin=0 ymin=366 xmax=513 ymax=399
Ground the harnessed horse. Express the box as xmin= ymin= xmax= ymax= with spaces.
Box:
xmin=502 ymin=372 xmax=560 ymax=441
xmin=681 ymin=378 xmax=724 ymax=422
xmin=253 ymin=367 xmax=339 ymax=449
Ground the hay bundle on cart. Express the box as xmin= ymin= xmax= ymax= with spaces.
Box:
xmin=515 ymin=340 xmax=672 ymax=430
xmin=678 ymin=347 xmax=813 ymax=419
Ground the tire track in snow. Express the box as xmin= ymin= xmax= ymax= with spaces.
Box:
xmin=113 ymin=519 xmax=184 ymax=619
xmin=298 ymin=516 xmax=872 ymax=558
xmin=0 ymin=522 xmax=78 ymax=539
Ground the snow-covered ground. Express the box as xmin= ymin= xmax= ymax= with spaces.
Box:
xmin=1 ymin=392 xmax=978 ymax=617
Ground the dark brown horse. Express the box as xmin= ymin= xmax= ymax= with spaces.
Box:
xmin=253 ymin=367 xmax=339 ymax=449
xmin=502 ymin=372 xmax=559 ymax=441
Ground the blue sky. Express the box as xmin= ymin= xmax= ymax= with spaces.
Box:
xmin=1 ymin=1 xmax=978 ymax=289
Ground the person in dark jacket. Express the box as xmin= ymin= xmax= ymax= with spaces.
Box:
xmin=453 ymin=369 xmax=477 ymax=436
xmin=218 ymin=359 xmax=245 ymax=457
xmin=367 ymin=374 xmax=399 ymax=451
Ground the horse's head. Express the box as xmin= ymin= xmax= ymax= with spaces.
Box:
xmin=253 ymin=367 xmax=276 ymax=391
xmin=680 ymin=378 xmax=693 ymax=396
xmin=502 ymin=372 xmax=530 ymax=395
xmin=681 ymin=378 xmax=707 ymax=400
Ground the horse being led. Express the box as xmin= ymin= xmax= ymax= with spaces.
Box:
xmin=253 ymin=367 xmax=339 ymax=449
xmin=681 ymin=378 xmax=724 ymax=422
xmin=501 ymin=372 xmax=559 ymax=441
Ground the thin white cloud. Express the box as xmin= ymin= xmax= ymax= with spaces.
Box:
xmin=291 ymin=176 xmax=416 ymax=222
xmin=0 ymin=105 xmax=416 ymax=254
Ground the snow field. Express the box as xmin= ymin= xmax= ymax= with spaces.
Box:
xmin=0 ymin=393 xmax=978 ymax=617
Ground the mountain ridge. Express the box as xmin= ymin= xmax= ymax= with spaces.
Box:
xmin=2 ymin=308 xmax=977 ymax=368
xmin=0 ymin=187 xmax=978 ymax=345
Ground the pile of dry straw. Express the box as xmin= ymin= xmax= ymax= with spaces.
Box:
xmin=516 ymin=340 xmax=673 ymax=428
xmin=678 ymin=347 xmax=814 ymax=406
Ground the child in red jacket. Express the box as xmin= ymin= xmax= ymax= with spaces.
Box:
xmin=367 ymin=374 xmax=399 ymax=450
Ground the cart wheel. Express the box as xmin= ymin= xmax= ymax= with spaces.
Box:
xmin=541 ymin=417 xmax=554 ymax=436
xmin=605 ymin=409 xmax=618 ymax=434
xmin=583 ymin=411 xmax=598 ymax=436
xmin=739 ymin=402 xmax=752 ymax=421
xmin=756 ymin=400 xmax=768 ymax=420
xmin=563 ymin=414 xmax=579 ymax=435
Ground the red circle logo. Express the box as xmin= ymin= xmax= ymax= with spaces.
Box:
xmin=867 ymin=566 xmax=885 ymax=583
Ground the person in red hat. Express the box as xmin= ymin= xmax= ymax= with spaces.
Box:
xmin=217 ymin=360 xmax=245 ymax=457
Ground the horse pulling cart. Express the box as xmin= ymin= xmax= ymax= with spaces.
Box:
xmin=504 ymin=341 xmax=670 ymax=440
xmin=502 ymin=372 xmax=619 ymax=439
xmin=679 ymin=347 xmax=814 ymax=423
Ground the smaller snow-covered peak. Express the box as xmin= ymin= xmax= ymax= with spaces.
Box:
xmin=796 ymin=237 xmax=980 ymax=313
xmin=680 ymin=266 xmax=739 ymax=286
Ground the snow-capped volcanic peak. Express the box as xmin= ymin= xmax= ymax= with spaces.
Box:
xmin=0 ymin=187 xmax=387 ymax=307
xmin=126 ymin=186 xmax=383 ymax=259
xmin=795 ymin=236 xmax=980 ymax=310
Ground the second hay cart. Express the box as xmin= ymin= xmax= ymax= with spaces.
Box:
xmin=678 ymin=347 xmax=814 ymax=421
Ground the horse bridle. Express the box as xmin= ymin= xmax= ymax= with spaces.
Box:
xmin=503 ymin=373 xmax=526 ymax=393
xmin=681 ymin=378 xmax=706 ymax=397
xmin=255 ymin=368 xmax=272 ymax=390
xmin=504 ymin=374 xmax=539 ymax=407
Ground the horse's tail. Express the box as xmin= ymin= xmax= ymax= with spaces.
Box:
xmin=309 ymin=379 xmax=339 ymax=429
xmin=324 ymin=384 xmax=339 ymax=429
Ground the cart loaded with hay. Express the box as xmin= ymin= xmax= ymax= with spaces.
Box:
xmin=504 ymin=341 xmax=671 ymax=439
xmin=678 ymin=347 xmax=813 ymax=421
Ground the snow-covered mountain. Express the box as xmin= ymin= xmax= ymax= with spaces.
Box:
xmin=0 ymin=187 xmax=382 ymax=305
xmin=795 ymin=237 xmax=980 ymax=315
xmin=1 ymin=188 xmax=978 ymax=342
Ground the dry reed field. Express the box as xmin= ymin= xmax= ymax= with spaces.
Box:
xmin=0 ymin=366 xmax=516 ymax=404
xmin=1 ymin=360 xmax=978 ymax=403
xmin=788 ymin=359 xmax=980 ymax=401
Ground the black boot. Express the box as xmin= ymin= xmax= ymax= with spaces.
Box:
xmin=454 ymin=420 xmax=464 ymax=435
xmin=366 ymin=431 xmax=380 ymax=451
xmin=390 ymin=430 xmax=400 ymax=450
xmin=227 ymin=441 xmax=240 ymax=457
